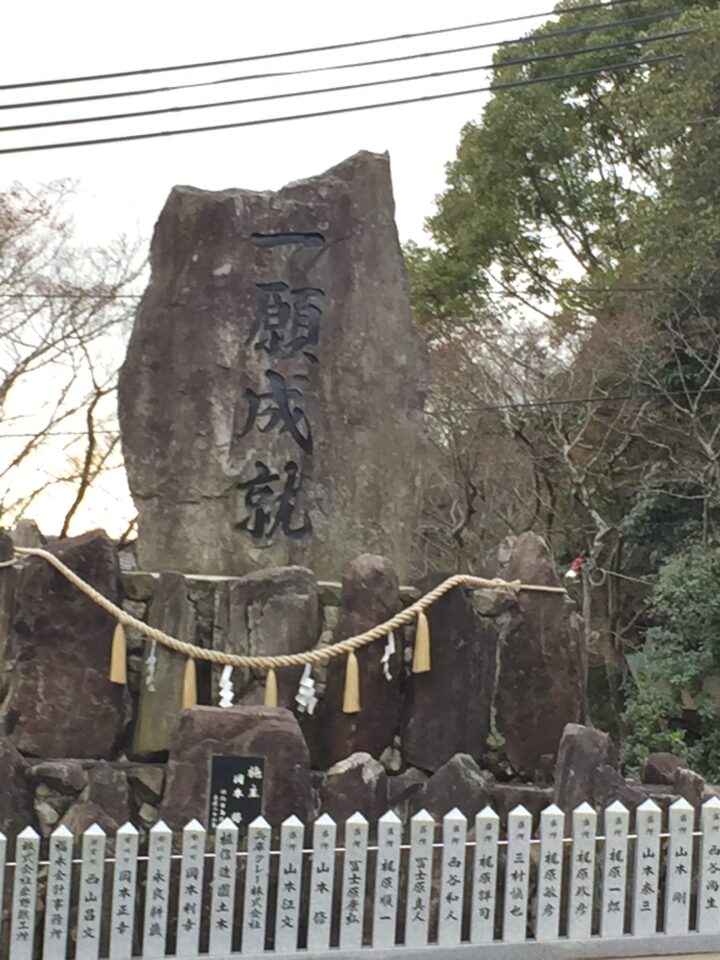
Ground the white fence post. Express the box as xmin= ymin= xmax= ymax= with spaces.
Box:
xmin=339 ymin=812 xmax=369 ymax=950
xmin=664 ymin=797 xmax=694 ymax=934
xmin=274 ymin=814 xmax=304 ymax=953
xmin=109 ymin=822 xmax=139 ymax=960
xmin=0 ymin=830 xmax=6 ymax=951
xmin=142 ymin=820 xmax=172 ymax=958
xmin=438 ymin=808 xmax=467 ymax=946
xmin=42 ymin=825 xmax=74 ymax=960
xmin=698 ymin=795 xmax=720 ymax=934
xmin=10 ymin=825 xmax=40 ymax=960
xmin=175 ymin=819 xmax=206 ymax=957
xmin=208 ymin=818 xmax=238 ymax=957
xmin=307 ymin=814 xmax=337 ymax=952
xmin=568 ymin=802 xmax=597 ymax=941
xmin=502 ymin=804 xmax=531 ymax=943
xmin=372 ymin=810 xmax=402 ymax=948
xmin=632 ymin=798 xmax=661 ymax=936
xmin=76 ymin=824 xmax=107 ymax=960
xmin=600 ymin=800 xmax=629 ymax=938
xmin=471 ymin=805 xmax=499 ymax=944
xmin=404 ymin=809 xmax=434 ymax=947
xmin=536 ymin=803 xmax=565 ymax=942
xmin=242 ymin=815 xmax=271 ymax=955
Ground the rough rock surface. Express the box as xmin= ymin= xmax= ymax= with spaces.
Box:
xmin=490 ymin=784 xmax=553 ymax=826
xmin=414 ymin=753 xmax=493 ymax=820
xmin=133 ymin=573 xmax=197 ymax=757
xmin=320 ymin=752 xmax=387 ymax=824
xmin=553 ymin=723 xmax=618 ymax=812
xmin=315 ymin=555 xmax=401 ymax=767
xmin=642 ymin=752 xmax=690 ymax=785
xmin=118 ymin=151 xmax=428 ymax=580
xmin=160 ymin=706 xmax=313 ymax=827
xmin=213 ymin=566 xmax=318 ymax=708
xmin=60 ymin=761 xmax=132 ymax=834
xmin=674 ymin=767 xmax=705 ymax=808
xmin=31 ymin=760 xmax=87 ymax=796
xmin=4 ymin=531 xmax=125 ymax=759
xmin=486 ymin=533 xmax=587 ymax=778
xmin=0 ymin=733 xmax=35 ymax=835
xmin=403 ymin=580 xmax=496 ymax=772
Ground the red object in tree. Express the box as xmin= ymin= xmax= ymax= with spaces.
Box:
xmin=570 ymin=556 xmax=585 ymax=573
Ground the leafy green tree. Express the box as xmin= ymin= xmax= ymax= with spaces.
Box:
xmin=623 ymin=546 xmax=720 ymax=778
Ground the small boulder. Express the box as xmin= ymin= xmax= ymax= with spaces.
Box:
xmin=31 ymin=760 xmax=87 ymax=796
xmin=553 ymin=723 xmax=618 ymax=812
xmin=320 ymin=753 xmax=387 ymax=824
xmin=60 ymin=762 xmax=132 ymax=834
xmin=491 ymin=784 xmax=553 ymax=826
xmin=416 ymin=753 xmax=492 ymax=820
xmin=642 ymin=752 xmax=690 ymax=786
xmin=674 ymin=767 xmax=705 ymax=808
xmin=0 ymin=734 xmax=35 ymax=835
xmin=127 ymin=765 xmax=165 ymax=805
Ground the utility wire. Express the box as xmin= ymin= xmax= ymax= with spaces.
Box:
xmin=471 ymin=386 xmax=720 ymax=413
xmin=0 ymin=30 xmax=690 ymax=134
xmin=1 ymin=387 xmax=718 ymax=442
xmin=1 ymin=9 xmax=680 ymax=112
xmin=0 ymin=0 xmax=659 ymax=91
xmin=0 ymin=52 xmax=682 ymax=156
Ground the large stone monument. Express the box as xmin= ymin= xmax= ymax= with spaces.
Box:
xmin=119 ymin=151 xmax=427 ymax=578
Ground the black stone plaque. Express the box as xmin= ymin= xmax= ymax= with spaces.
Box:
xmin=208 ymin=755 xmax=265 ymax=830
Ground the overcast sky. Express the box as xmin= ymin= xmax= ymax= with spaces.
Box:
xmin=0 ymin=0 xmax=557 ymax=537
xmin=2 ymin=0 xmax=554 ymax=247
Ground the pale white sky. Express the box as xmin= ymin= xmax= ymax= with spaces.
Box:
xmin=0 ymin=0 xmax=558 ymax=536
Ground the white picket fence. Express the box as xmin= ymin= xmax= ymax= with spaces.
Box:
xmin=2 ymin=798 xmax=720 ymax=960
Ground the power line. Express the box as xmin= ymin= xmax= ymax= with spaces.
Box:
xmin=0 ymin=52 xmax=682 ymax=156
xmin=470 ymin=386 xmax=720 ymax=413
xmin=1 ymin=9 xmax=680 ymax=112
xmin=0 ymin=0 xmax=657 ymax=91
xmin=0 ymin=30 xmax=689 ymax=135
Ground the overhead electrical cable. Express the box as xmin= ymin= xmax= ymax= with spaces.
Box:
xmin=0 ymin=29 xmax=690 ymax=134
xmin=0 ymin=53 xmax=682 ymax=155
xmin=0 ymin=0 xmax=663 ymax=91
xmin=0 ymin=9 xmax=681 ymax=112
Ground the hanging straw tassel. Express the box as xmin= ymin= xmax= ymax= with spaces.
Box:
xmin=343 ymin=651 xmax=361 ymax=713
xmin=264 ymin=667 xmax=278 ymax=708
xmin=182 ymin=657 xmax=197 ymax=708
xmin=109 ymin=621 xmax=127 ymax=685
xmin=412 ymin=610 xmax=431 ymax=674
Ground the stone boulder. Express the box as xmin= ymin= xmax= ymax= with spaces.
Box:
xmin=4 ymin=530 xmax=125 ymax=759
xmin=118 ymin=150 xmax=428 ymax=581
xmin=403 ymin=579 xmax=497 ymax=772
xmin=642 ymin=752 xmax=690 ymax=785
xmin=316 ymin=555 xmax=401 ymax=767
xmin=0 ymin=733 xmax=35 ymax=835
xmin=491 ymin=784 xmax=553 ymax=827
xmin=60 ymin=761 xmax=132 ymax=835
xmin=553 ymin=723 xmax=618 ymax=812
xmin=132 ymin=572 xmax=196 ymax=757
xmin=486 ymin=533 xmax=587 ymax=778
xmin=414 ymin=753 xmax=493 ymax=820
xmin=213 ymin=566 xmax=318 ymax=709
xmin=674 ymin=767 xmax=705 ymax=808
xmin=320 ymin=752 xmax=387 ymax=824
xmin=160 ymin=706 xmax=313 ymax=827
